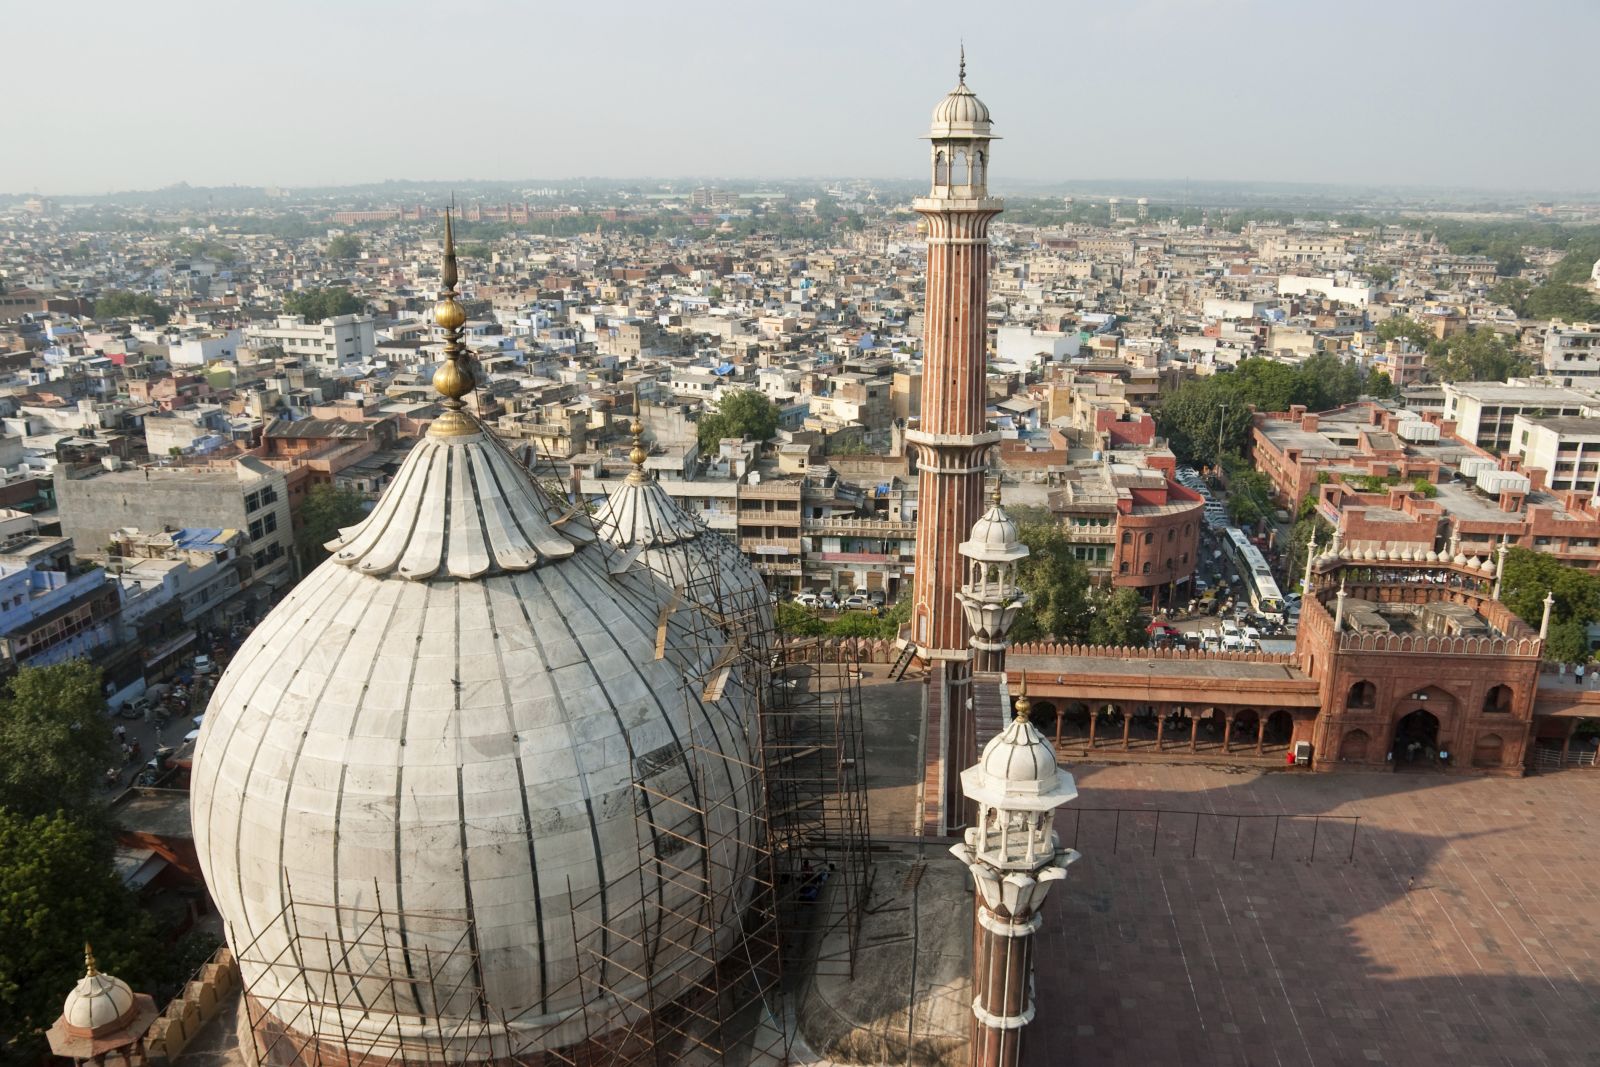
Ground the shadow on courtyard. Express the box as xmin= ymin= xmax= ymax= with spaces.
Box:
xmin=1022 ymin=763 xmax=1600 ymax=1067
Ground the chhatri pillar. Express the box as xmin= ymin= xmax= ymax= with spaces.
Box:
xmin=951 ymin=679 xmax=1080 ymax=1067
xmin=957 ymin=480 xmax=1029 ymax=674
xmin=47 ymin=944 xmax=160 ymax=1067
xmin=908 ymin=52 xmax=1004 ymax=832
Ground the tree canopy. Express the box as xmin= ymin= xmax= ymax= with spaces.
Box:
xmin=296 ymin=484 xmax=369 ymax=569
xmin=283 ymin=287 xmax=364 ymax=324
xmin=1375 ymin=316 xmax=1433 ymax=349
xmin=1155 ymin=355 xmax=1373 ymax=467
xmin=326 ymin=235 xmax=363 ymax=260
xmin=93 ymin=290 xmax=170 ymax=325
xmin=696 ymin=390 xmax=779 ymax=452
xmin=1499 ymin=547 xmax=1600 ymax=663
xmin=1424 ymin=328 xmax=1533 ymax=383
xmin=0 ymin=661 xmax=113 ymax=821
xmin=1010 ymin=522 xmax=1148 ymax=647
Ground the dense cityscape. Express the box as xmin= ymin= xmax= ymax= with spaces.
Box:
xmin=6 ymin=27 xmax=1600 ymax=1067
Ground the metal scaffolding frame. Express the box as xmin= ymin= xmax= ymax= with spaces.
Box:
xmin=234 ymin=888 xmax=500 ymax=1067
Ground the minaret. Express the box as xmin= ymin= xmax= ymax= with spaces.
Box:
xmin=951 ymin=677 xmax=1079 ymax=1067
xmin=909 ymin=52 xmax=1003 ymax=831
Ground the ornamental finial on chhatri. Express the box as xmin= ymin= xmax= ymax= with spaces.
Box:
xmin=430 ymin=209 xmax=476 ymax=437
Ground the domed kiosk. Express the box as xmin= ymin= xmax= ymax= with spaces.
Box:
xmin=191 ymin=217 xmax=765 ymax=1065
xmin=591 ymin=416 xmax=773 ymax=646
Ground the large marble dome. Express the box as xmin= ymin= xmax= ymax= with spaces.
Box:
xmin=191 ymin=234 xmax=762 ymax=1063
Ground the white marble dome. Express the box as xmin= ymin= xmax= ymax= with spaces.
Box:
xmin=592 ymin=466 xmax=772 ymax=641
xmin=931 ymin=80 xmax=992 ymax=133
xmin=191 ymin=426 xmax=761 ymax=1059
xmin=63 ymin=966 xmax=134 ymax=1033
xmin=960 ymin=499 xmax=1027 ymax=565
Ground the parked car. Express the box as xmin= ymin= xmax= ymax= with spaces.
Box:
xmin=868 ymin=590 xmax=886 ymax=606
xmin=192 ymin=654 xmax=215 ymax=675
xmin=819 ymin=591 xmax=839 ymax=610
xmin=842 ymin=594 xmax=873 ymax=611
xmin=793 ymin=592 xmax=821 ymax=608
xmin=119 ymin=696 xmax=154 ymax=721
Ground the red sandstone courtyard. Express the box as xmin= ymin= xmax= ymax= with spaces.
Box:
xmin=1026 ymin=762 xmax=1600 ymax=1067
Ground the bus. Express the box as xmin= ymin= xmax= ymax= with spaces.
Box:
xmin=1221 ymin=527 xmax=1287 ymax=623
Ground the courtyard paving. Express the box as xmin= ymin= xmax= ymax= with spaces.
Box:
xmin=1027 ymin=763 xmax=1600 ymax=1067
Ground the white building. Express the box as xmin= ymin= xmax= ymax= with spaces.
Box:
xmin=1443 ymin=381 xmax=1600 ymax=452
xmin=243 ymin=314 xmax=375 ymax=369
xmin=1510 ymin=413 xmax=1600 ymax=495
xmin=1277 ymin=275 xmax=1373 ymax=308
xmin=995 ymin=325 xmax=1080 ymax=372
xmin=1542 ymin=325 xmax=1600 ymax=383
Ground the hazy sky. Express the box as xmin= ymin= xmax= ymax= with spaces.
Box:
xmin=7 ymin=0 xmax=1598 ymax=196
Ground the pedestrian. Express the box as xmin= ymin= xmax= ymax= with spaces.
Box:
xmin=1407 ymin=876 xmax=1415 ymax=892
xmin=121 ymin=742 xmax=133 ymax=764
xmin=113 ymin=724 xmax=126 ymax=743
xmin=1578 ymin=663 xmax=1586 ymax=685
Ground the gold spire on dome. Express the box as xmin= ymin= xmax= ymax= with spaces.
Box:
xmin=1013 ymin=672 xmax=1031 ymax=723
xmin=430 ymin=209 xmax=476 ymax=437
xmin=626 ymin=388 xmax=649 ymax=481
xmin=991 ymin=473 xmax=1002 ymax=507
xmin=84 ymin=942 xmax=98 ymax=978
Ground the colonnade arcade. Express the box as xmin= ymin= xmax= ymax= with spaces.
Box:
xmin=1021 ymin=698 xmax=1302 ymax=758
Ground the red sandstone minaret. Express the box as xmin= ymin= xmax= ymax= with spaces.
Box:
xmin=909 ymin=51 xmax=1003 ymax=832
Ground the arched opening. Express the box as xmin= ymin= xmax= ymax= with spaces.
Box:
xmin=1347 ymin=681 xmax=1376 ymax=709
xmin=1162 ymin=707 xmax=1191 ymax=751
xmin=1230 ymin=708 xmax=1260 ymax=753
xmin=1472 ymin=733 xmax=1504 ymax=768
xmin=1392 ymin=708 xmax=1441 ymax=767
xmin=1339 ymin=728 xmax=1370 ymax=762
xmin=1196 ymin=708 xmax=1227 ymax=751
xmin=1059 ymin=701 xmax=1091 ymax=741
xmin=973 ymin=150 xmax=985 ymax=187
xmin=1094 ymin=704 xmax=1123 ymax=747
xmin=1483 ymin=684 xmax=1513 ymax=713
xmin=1029 ymin=700 xmax=1058 ymax=740
xmin=934 ymin=150 xmax=949 ymax=186
xmin=1127 ymin=704 xmax=1160 ymax=747
xmin=951 ymin=149 xmax=969 ymax=186
xmin=1263 ymin=710 xmax=1294 ymax=752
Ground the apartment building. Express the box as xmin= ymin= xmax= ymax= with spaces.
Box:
xmin=1443 ymin=381 xmax=1600 ymax=453
xmin=1542 ymin=325 xmax=1600 ymax=384
xmin=243 ymin=314 xmax=376 ymax=368
xmin=1510 ymin=414 xmax=1600 ymax=495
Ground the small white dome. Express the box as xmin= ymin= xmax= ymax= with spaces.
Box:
xmin=976 ymin=714 xmax=1060 ymax=793
xmin=959 ymin=501 xmax=1027 ymax=565
xmin=1454 ymin=551 xmax=1468 ymax=565
xmin=931 ymin=82 xmax=992 ymax=131
xmin=63 ymin=970 xmax=134 ymax=1033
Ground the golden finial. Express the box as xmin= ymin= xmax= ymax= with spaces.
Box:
xmin=84 ymin=942 xmax=98 ymax=978
xmin=430 ymin=208 xmax=476 ymax=437
xmin=992 ymin=473 xmax=1003 ymax=507
xmin=1013 ymin=673 xmax=1031 ymax=723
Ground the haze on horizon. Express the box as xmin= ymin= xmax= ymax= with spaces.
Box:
xmin=7 ymin=0 xmax=1598 ymax=198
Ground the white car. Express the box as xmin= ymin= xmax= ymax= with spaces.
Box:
xmin=792 ymin=592 xmax=820 ymax=608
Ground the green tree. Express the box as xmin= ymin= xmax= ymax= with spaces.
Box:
xmin=1499 ymin=546 xmax=1600 ymax=662
xmin=775 ymin=601 xmax=827 ymax=637
xmin=1087 ymin=587 xmax=1147 ymax=647
xmin=1365 ymin=264 xmax=1394 ymax=286
xmin=1489 ymin=278 xmax=1532 ymax=317
xmin=1364 ymin=370 xmax=1395 ymax=399
xmin=283 ymin=287 xmax=364 ymax=324
xmin=696 ymin=390 xmax=780 ymax=452
xmin=93 ymin=291 xmax=170 ymax=325
xmin=1375 ymin=316 xmax=1432 ymax=349
xmin=296 ymin=484 xmax=369 ymax=569
xmin=0 ymin=661 xmax=112 ymax=821
xmin=326 ymin=235 xmax=363 ymax=260
xmin=1426 ymin=328 xmax=1533 ymax=383
xmin=1524 ymin=283 xmax=1600 ymax=323
xmin=0 ymin=810 xmax=166 ymax=1058
xmin=1011 ymin=522 xmax=1091 ymax=643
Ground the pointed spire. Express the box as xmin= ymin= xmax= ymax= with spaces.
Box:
xmin=959 ymin=42 xmax=966 ymax=84
xmin=991 ymin=471 xmax=1003 ymax=507
xmin=84 ymin=942 xmax=98 ymax=978
xmin=430 ymin=208 xmax=475 ymax=437
xmin=1014 ymin=672 xmax=1031 ymax=723
xmin=627 ymin=387 xmax=649 ymax=478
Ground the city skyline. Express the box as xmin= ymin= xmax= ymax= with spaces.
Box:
xmin=6 ymin=0 xmax=1599 ymax=196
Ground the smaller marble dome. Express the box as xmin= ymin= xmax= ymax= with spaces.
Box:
xmin=63 ymin=950 xmax=135 ymax=1034
xmin=960 ymin=499 xmax=1027 ymax=565
xmin=976 ymin=715 xmax=1059 ymax=792
xmin=928 ymin=53 xmax=993 ymax=139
